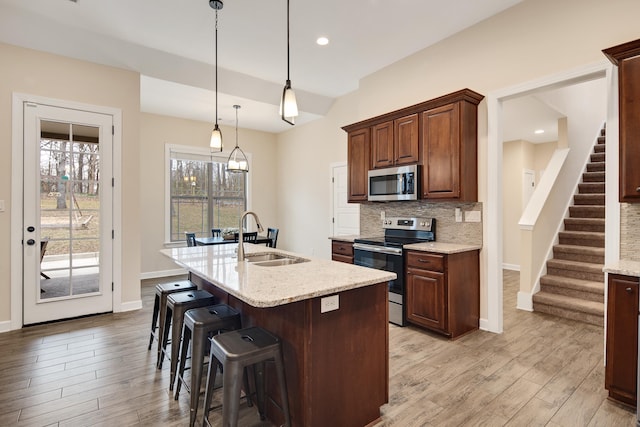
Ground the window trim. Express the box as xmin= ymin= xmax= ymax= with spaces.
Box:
xmin=164 ymin=143 xmax=252 ymax=246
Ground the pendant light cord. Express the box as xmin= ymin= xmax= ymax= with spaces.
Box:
xmin=215 ymin=9 xmax=219 ymax=126
xmin=286 ymin=0 xmax=290 ymax=82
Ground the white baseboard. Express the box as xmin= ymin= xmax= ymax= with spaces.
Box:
xmin=139 ymin=268 xmax=186 ymax=280
xmin=502 ymin=263 xmax=520 ymax=271
xmin=0 ymin=320 xmax=12 ymax=334
xmin=479 ymin=317 xmax=490 ymax=332
xmin=118 ymin=300 xmax=143 ymax=312
xmin=517 ymin=291 xmax=534 ymax=312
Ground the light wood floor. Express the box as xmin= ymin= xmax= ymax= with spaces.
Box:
xmin=0 ymin=271 xmax=635 ymax=426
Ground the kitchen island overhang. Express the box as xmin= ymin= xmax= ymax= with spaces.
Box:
xmin=161 ymin=244 xmax=396 ymax=427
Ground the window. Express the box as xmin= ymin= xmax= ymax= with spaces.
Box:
xmin=166 ymin=145 xmax=249 ymax=242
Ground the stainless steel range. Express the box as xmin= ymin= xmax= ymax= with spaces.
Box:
xmin=353 ymin=217 xmax=435 ymax=326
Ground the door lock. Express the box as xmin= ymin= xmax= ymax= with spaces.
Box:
xmin=26 ymin=239 xmax=35 ymax=245
xmin=27 ymin=226 xmax=35 ymax=232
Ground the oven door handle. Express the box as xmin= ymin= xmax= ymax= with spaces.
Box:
xmin=353 ymin=243 xmax=403 ymax=256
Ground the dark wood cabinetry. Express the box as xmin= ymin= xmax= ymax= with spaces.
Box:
xmin=343 ymin=89 xmax=483 ymax=202
xmin=371 ymin=114 xmax=419 ymax=169
xmin=605 ymin=273 xmax=638 ymax=406
xmin=405 ymin=249 xmax=479 ymax=338
xmin=331 ymin=241 xmax=354 ymax=264
xmin=346 ymin=128 xmax=370 ymax=203
xmin=421 ymin=100 xmax=478 ymax=201
xmin=604 ymin=39 xmax=640 ymax=202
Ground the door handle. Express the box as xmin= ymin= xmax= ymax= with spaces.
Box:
xmin=26 ymin=239 xmax=35 ymax=246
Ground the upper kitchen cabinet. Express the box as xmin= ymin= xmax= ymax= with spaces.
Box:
xmin=371 ymin=114 xmax=419 ymax=169
xmin=343 ymin=89 xmax=483 ymax=203
xmin=603 ymin=38 xmax=640 ymax=202
xmin=421 ymin=97 xmax=480 ymax=201
xmin=346 ymin=127 xmax=370 ymax=202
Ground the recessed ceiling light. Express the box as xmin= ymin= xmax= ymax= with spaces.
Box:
xmin=316 ymin=37 xmax=329 ymax=46
xmin=534 ymin=129 xmax=545 ymax=134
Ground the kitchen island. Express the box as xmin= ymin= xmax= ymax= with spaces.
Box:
xmin=162 ymin=244 xmax=396 ymax=427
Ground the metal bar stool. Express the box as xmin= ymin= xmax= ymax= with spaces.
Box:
xmin=174 ymin=304 xmax=242 ymax=427
xmin=202 ymin=326 xmax=291 ymax=427
xmin=158 ymin=290 xmax=217 ymax=389
xmin=149 ymin=280 xmax=197 ymax=352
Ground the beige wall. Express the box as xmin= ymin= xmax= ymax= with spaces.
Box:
xmin=139 ymin=113 xmax=278 ymax=274
xmin=275 ymin=0 xmax=640 ymax=321
xmin=503 ymin=140 xmax=557 ymax=268
xmin=0 ymin=42 xmax=141 ymax=323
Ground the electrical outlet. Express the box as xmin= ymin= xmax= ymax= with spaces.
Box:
xmin=455 ymin=207 xmax=462 ymax=222
xmin=465 ymin=210 xmax=482 ymax=222
xmin=380 ymin=211 xmax=385 ymax=220
xmin=321 ymin=295 xmax=339 ymax=313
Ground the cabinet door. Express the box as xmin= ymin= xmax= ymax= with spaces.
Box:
xmin=406 ymin=267 xmax=446 ymax=332
xmin=619 ymin=55 xmax=640 ymax=202
xmin=347 ymin=128 xmax=370 ymax=202
xmin=371 ymin=121 xmax=394 ymax=169
xmin=394 ymin=114 xmax=419 ymax=165
xmin=605 ymin=274 xmax=638 ymax=405
xmin=421 ymin=103 xmax=460 ymax=199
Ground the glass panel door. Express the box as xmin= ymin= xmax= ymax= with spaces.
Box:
xmin=23 ymin=103 xmax=113 ymax=325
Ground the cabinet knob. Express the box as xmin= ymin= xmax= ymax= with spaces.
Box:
xmin=636 ymin=186 xmax=640 ymax=192
xmin=626 ymin=287 xmax=633 ymax=293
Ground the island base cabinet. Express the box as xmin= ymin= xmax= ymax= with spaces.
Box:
xmin=605 ymin=273 xmax=638 ymax=406
xmin=192 ymin=272 xmax=389 ymax=427
xmin=405 ymin=250 xmax=479 ymax=338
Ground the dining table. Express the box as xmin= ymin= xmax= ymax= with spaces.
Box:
xmin=194 ymin=235 xmax=272 ymax=246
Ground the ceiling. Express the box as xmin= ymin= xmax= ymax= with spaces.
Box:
xmin=0 ymin=0 xmax=531 ymax=133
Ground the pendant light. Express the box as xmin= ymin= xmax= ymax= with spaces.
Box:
xmin=280 ymin=0 xmax=298 ymax=125
xmin=209 ymin=0 xmax=223 ymax=151
xmin=227 ymin=105 xmax=249 ymax=172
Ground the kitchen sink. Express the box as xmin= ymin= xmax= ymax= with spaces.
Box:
xmin=245 ymin=253 xmax=309 ymax=267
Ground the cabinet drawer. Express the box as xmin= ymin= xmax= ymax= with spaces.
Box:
xmin=332 ymin=241 xmax=354 ymax=257
xmin=406 ymin=251 xmax=444 ymax=272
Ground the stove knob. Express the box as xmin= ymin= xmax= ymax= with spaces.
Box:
xmin=420 ymin=222 xmax=425 ymax=226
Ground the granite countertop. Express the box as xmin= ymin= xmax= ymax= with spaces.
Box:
xmin=329 ymin=235 xmax=481 ymax=254
xmin=403 ymin=242 xmax=482 ymax=254
xmin=603 ymin=260 xmax=640 ymax=277
xmin=161 ymin=244 xmax=396 ymax=308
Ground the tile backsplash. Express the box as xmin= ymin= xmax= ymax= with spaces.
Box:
xmin=360 ymin=201 xmax=483 ymax=246
xmin=621 ymin=203 xmax=640 ymax=261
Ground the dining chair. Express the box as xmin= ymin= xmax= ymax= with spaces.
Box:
xmin=211 ymin=228 xmax=222 ymax=238
xmin=233 ymin=232 xmax=257 ymax=243
xmin=267 ymin=228 xmax=279 ymax=248
xmin=185 ymin=232 xmax=197 ymax=247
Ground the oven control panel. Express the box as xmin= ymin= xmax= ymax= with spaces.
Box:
xmin=382 ymin=217 xmax=434 ymax=231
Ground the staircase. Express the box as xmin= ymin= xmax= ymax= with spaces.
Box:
xmin=532 ymin=126 xmax=606 ymax=326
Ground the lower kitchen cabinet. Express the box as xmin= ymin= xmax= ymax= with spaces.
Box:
xmin=331 ymin=241 xmax=354 ymax=264
xmin=605 ymin=273 xmax=638 ymax=406
xmin=405 ymin=249 xmax=479 ymax=338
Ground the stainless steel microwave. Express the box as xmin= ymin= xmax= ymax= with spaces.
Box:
xmin=368 ymin=165 xmax=418 ymax=201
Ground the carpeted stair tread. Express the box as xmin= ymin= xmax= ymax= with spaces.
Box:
xmin=578 ymin=183 xmax=605 ymax=194
xmin=590 ymin=152 xmax=605 ymax=163
xmin=553 ymin=244 xmax=604 ymax=256
xmin=594 ymin=144 xmax=605 ymax=153
xmin=533 ymin=292 xmax=604 ymax=317
xmin=539 ymin=275 xmax=604 ymax=295
xmin=546 ymin=258 xmax=604 ymax=273
xmin=587 ymin=162 xmax=605 ymax=172
xmin=569 ymin=206 xmax=605 ymax=218
xmin=558 ymin=230 xmax=605 ymax=247
xmin=582 ymin=171 xmax=605 ymax=182
xmin=574 ymin=194 xmax=605 ymax=205
xmin=563 ymin=218 xmax=604 ymax=232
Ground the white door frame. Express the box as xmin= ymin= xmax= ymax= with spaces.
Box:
xmin=11 ymin=93 xmax=123 ymax=330
xmin=485 ymin=60 xmax=612 ymax=333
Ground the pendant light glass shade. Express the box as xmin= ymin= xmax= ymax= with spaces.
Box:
xmin=280 ymin=79 xmax=298 ymax=125
xmin=210 ymin=3 xmax=223 ymax=152
xmin=210 ymin=124 xmax=223 ymax=150
xmin=281 ymin=0 xmax=298 ymax=125
xmin=227 ymin=105 xmax=249 ymax=173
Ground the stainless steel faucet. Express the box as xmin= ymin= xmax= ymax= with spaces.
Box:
xmin=237 ymin=210 xmax=264 ymax=261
